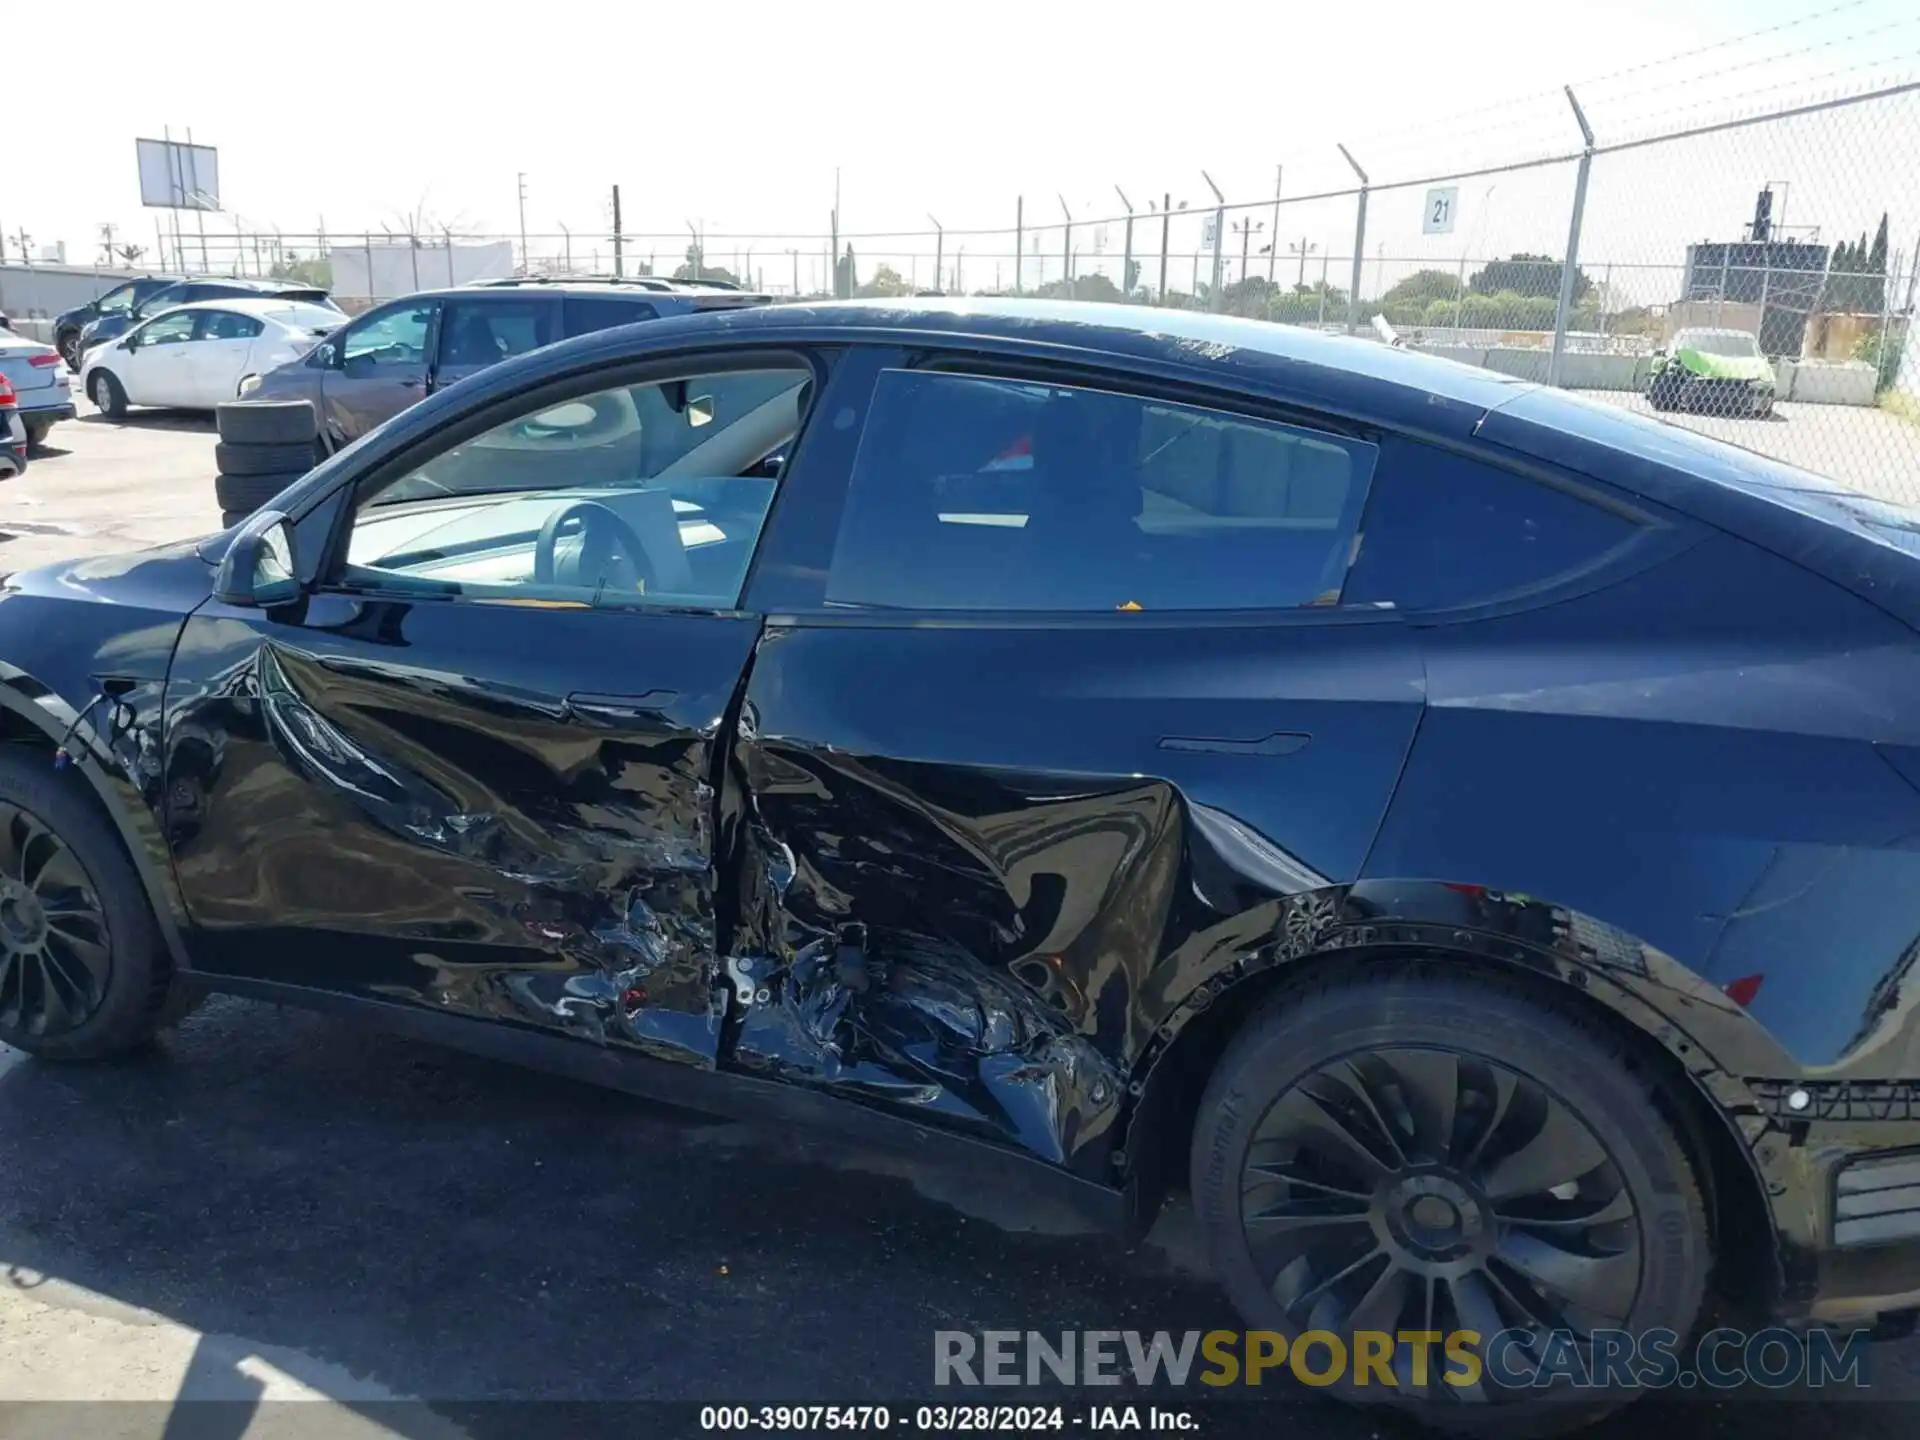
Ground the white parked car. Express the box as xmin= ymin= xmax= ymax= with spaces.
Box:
xmin=80 ymin=298 xmax=344 ymax=418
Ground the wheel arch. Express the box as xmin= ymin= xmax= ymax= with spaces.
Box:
xmin=1119 ymin=882 xmax=1785 ymax=1311
xmin=0 ymin=682 xmax=192 ymax=975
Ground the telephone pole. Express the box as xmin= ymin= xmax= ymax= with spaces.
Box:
xmin=611 ymin=185 xmax=624 ymax=277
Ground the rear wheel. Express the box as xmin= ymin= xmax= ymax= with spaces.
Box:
xmin=1190 ymin=970 xmax=1708 ymax=1435
xmin=0 ymin=750 xmax=174 ymax=1060
xmin=58 ymin=332 xmax=82 ymax=372
xmin=22 ymin=418 xmax=50 ymax=450
xmin=89 ymin=370 xmax=127 ymax=419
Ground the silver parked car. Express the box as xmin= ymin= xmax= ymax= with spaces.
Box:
xmin=0 ymin=318 xmax=75 ymax=448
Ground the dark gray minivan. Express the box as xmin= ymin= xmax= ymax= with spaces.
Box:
xmin=241 ymin=278 xmax=769 ymax=453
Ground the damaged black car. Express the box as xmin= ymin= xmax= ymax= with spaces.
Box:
xmin=6 ymin=298 xmax=1920 ymax=1432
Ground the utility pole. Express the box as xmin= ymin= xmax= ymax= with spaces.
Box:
xmin=559 ymin=222 xmax=572 ymax=274
xmin=1268 ymin=165 xmax=1283 ymax=282
xmin=687 ymin=220 xmax=703 ymax=282
xmin=1014 ymin=196 xmax=1024 ymax=295
xmin=611 ymin=185 xmax=624 ymax=277
xmin=928 ymin=214 xmax=943 ymax=295
xmin=1115 ymin=187 xmax=1135 ymax=298
xmin=13 ymin=230 xmax=32 ymax=267
xmin=516 ymin=173 xmax=530 ymax=274
xmin=831 ymin=166 xmax=842 ymax=298
xmin=789 ymin=247 xmax=799 ymax=297
xmin=98 ymin=222 xmax=117 ymax=269
xmin=956 ymin=245 xmax=966 ymax=295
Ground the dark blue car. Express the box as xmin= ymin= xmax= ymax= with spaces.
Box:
xmin=3 ymin=298 xmax=1919 ymax=1431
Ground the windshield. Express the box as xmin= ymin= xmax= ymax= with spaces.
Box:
xmin=1673 ymin=329 xmax=1760 ymax=358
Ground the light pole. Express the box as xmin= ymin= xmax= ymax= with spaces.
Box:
xmin=558 ymin=221 xmax=571 ymax=274
xmin=788 ymin=247 xmax=800 ymax=297
xmin=928 ymin=214 xmax=943 ymax=295
xmin=516 ymin=172 xmax=529 ymax=275
xmin=1232 ymin=218 xmax=1265 ymax=286
xmin=1115 ymin=186 xmax=1135 ymax=299
xmin=955 ymin=244 xmax=966 ymax=295
xmin=1290 ymin=239 xmax=1319 ymax=289
xmin=685 ymin=219 xmax=702 ymax=281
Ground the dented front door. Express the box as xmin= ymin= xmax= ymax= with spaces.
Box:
xmin=163 ymin=594 xmax=758 ymax=1065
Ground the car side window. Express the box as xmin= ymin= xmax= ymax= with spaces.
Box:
xmin=96 ymin=285 xmax=139 ymax=315
xmin=824 ymin=370 xmax=1378 ymax=613
xmin=196 ymin=311 xmax=264 ymax=342
xmin=1341 ymin=438 xmax=1643 ymax=612
xmin=436 ymin=300 xmax=556 ymax=369
xmin=563 ymin=298 xmax=659 ymax=338
xmin=342 ymin=304 xmax=433 ymax=371
xmin=335 ymin=364 xmax=814 ymax=611
xmin=135 ymin=313 xmax=196 ymax=348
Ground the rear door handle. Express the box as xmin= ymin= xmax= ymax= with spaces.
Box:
xmin=1159 ymin=731 xmax=1310 ymax=757
xmin=562 ymin=690 xmax=678 ymax=724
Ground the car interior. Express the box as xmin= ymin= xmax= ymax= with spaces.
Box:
xmin=342 ymin=368 xmax=813 ymax=609
xmin=826 ymin=374 xmax=1375 ymax=612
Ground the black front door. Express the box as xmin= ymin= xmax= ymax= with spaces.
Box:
xmin=164 ymin=348 xmax=825 ymax=1066
xmin=166 ymin=598 xmax=758 ymax=1065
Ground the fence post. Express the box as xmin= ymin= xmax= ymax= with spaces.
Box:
xmin=1059 ymin=195 xmax=1073 ymax=300
xmin=1548 ymin=86 xmax=1596 ymax=389
xmin=1338 ymin=145 xmax=1368 ymax=333
xmin=1014 ymin=196 xmax=1023 ymax=295
xmin=611 ymin=185 xmax=624 ymax=278
xmin=1201 ymin=171 xmax=1225 ymax=311
xmin=1159 ymin=193 xmax=1171 ymax=305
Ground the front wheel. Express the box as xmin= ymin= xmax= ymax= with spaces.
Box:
xmin=1190 ymin=970 xmax=1708 ymax=1435
xmin=89 ymin=370 xmax=127 ymax=419
xmin=0 ymin=750 xmax=176 ymax=1060
xmin=59 ymin=333 xmax=82 ymax=372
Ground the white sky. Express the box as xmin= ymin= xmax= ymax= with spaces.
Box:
xmin=9 ymin=0 xmax=1919 ymax=298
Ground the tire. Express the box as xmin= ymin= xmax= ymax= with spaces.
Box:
xmin=58 ymin=331 xmax=82 ymax=372
xmin=220 ymin=508 xmax=253 ymax=530
xmin=215 ymin=441 xmax=313 ymax=477
xmin=1190 ymin=969 xmax=1708 ymax=1436
xmin=22 ymin=418 xmax=50 ymax=450
xmin=0 ymin=748 xmax=174 ymax=1061
xmin=216 ymin=399 xmax=316 ymax=447
xmin=89 ymin=370 xmax=127 ymax=419
xmin=214 ymin=469 xmax=306 ymax=516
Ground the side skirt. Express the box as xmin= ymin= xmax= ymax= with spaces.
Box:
xmin=194 ymin=974 xmax=1130 ymax=1231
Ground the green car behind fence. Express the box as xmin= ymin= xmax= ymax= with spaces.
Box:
xmin=1648 ymin=327 xmax=1777 ymax=417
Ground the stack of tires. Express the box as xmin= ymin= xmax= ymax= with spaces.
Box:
xmin=213 ymin=401 xmax=321 ymax=529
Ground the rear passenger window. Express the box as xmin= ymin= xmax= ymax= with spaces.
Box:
xmin=825 ymin=371 xmax=1378 ymax=612
xmin=563 ymin=298 xmax=660 ymax=338
xmin=437 ymin=300 xmax=556 ymax=368
xmin=1342 ymin=439 xmax=1642 ymax=611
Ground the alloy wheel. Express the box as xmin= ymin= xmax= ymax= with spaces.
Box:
xmin=0 ymin=800 xmax=112 ymax=1037
xmin=1238 ymin=1046 xmax=1641 ymax=1398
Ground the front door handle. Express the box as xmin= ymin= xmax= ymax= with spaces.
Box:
xmin=562 ymin=690 xmax=679 ymax=725
xmin=1159 ymin=731 xmax=1311 ymax=757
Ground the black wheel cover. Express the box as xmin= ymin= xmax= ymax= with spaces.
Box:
xmin=1237 ymin=1046 xmax=1639 ymax=1397
xmin=0 ymin=800 xmax=112 ymax=1037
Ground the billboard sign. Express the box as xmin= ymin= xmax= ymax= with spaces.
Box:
xmin=135 ymin=138 xmax=220 ymax=210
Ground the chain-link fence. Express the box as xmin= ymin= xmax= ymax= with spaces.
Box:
xmin=114 ymin=79 xmax=1920 ymax=501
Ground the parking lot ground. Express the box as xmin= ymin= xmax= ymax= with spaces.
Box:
xmin=0 ymin=400 xmax=219 ymax=576
xmin=1567 ymin=390 xmax=1920 ymax=504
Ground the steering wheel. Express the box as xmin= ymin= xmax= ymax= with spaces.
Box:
xmin=533 ymin=501 xmax=660 ymax=595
